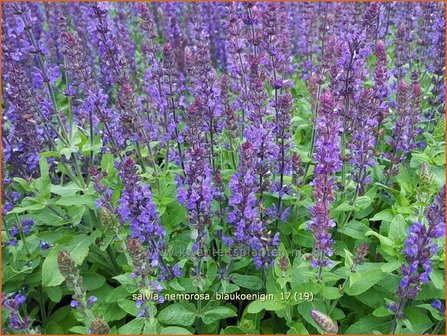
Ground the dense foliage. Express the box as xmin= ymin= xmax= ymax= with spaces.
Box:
xmin=1 ymin=2 xmax=446 ymax=335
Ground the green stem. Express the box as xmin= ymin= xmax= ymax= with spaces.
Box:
xmin=432 ymin=319 xmax=445 ymax=335
xmin=39 ymin=287 xmax=47 ymax=323
xmin=14 ymin=214 xmax=31 ymax=257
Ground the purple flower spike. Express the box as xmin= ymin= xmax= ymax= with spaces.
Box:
xmin=308 ymin=90 xmax=342 ymax=278
xmin=397 ymin=186 xmax=446 ymax=301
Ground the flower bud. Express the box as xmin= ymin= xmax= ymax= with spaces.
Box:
xmin=418 ymin=163 xmax=434 ymax=194
xmin=88 ymin=317 xmax=110 ymax=335
xmin=57 ymin=251 xmax=77 ymax=279
xmin=99 ymin=207 xmax=119 ymax=231
xmin=310 ymin=309 xmax=338 ymax=334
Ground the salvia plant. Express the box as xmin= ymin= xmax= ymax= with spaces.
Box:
xmin=1 ymin=2 xmax=445 ymax=335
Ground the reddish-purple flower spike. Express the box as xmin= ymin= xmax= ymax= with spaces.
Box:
xmin=308 ymin=90 xmax=342 ymax=278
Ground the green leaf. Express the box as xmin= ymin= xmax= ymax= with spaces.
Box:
xmin=338 ymin=220 xmax=368 ymax=239
xmin=404 ymin=307 xmax=433 ymax=334
xmin=45 ymin=286 xmax=62 ymax=303
xmin=66 ymin=234 xmax=95 ymax=265
xmin=380 ymin=261 xmax=401 ymax=273
xmin=61 ymin=146 xmax=79 ymax=160
xmin=389 ymin=214 xmax=407 ymax=240
xmin=118 ymin=318 xmax=145 ymax=334
xmin=117 ymin=299 xmax=138 ymax=317
xmin=50 ymin=183 xmax=81 ymax=196
xmin=143 ymin=318 xmax=161 ymax=334
xmin=67 ymin=206 xmax=85 ymax=226
xmin=82 ymin=273 xmax=106 ymax=290
xmin=55 ymin=195 xmax=97 ymax=208
xmin=333 ymin=202 xmax=353 ymax=212
xmin=354 ymin=195 xmax=373 ymax=211
xmin=221 ymin=326 xmax=245 ymax=334
xmin=372 ymin=306 xmax=392 ymax=317
xmin=13 ymin=177 xmax=33 ymax=191
xmin=202 ymin=306 xmax=237 ymax=325
xmin=157 ymin=302 xmax=196 ymax=326
xmin=323 ymin=287 xmax=342 ymax=300
xmin=345 ymin=263 xmax=386 ymax=296
xmin=429 ymin=269 xmax=444 ymax=290
xmin=2 ymin=265 xmax=30 ymax=285
xmin=231 ymin=274 xmax=263 ymax=290
xmin=42 ymin=246 xmax=64 ymax=287
xmin=370 ymin=209 xmax=394 ymax=222
xmin=344 ymin=249 xmax=354 ymax=271
xmin=112 ymin=274 xmax=139 ymax=293
xmin=365 ymin=231 xmax=395 ymax=255
xmin=287 ymin=322 xmax=309 ymax=334
xmin=8 ymin=203 xmax=46 ymax=215
xmin=69 ymin=326 xmax=88 ymax=334
xmin=247 ymin=299 xmax=285 ymax=314
xmin=39 ymin=156 xmax=49 ymax=176
xmin=81 ymin=136 xmax=103 ymax=154
xmin=160 ymin=326 xmax=192 ymax=334
xmin=345 ymin=316 xmax=389 ymax=334
xmin=101 ymin=152 xmax=115 ymax=173
xmin=42 ymin=234 xmax=96 ymax=287
xmin=415 ymin=304 xmax=445 ymax=321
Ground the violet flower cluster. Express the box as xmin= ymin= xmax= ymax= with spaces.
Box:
xmin=117 ymin=158 xmax=171 ymax=278
xmin=225 ymin=141 xmax=280 ymax=269
xmin=176 ymin=99 xmax=214 ymax=263
xmin=307 ymin=90 xmax=342 ymax=274
xmin=389 ymin=186 xmax=446 ymax=329
xmin=57 ymin=251 xmax=107 ymax=330
xmin=2 ymin=293 xmax=33 ymax=333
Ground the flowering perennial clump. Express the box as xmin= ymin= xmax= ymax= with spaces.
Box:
xmin=1 ymin=2 xmax=445 ymax=335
